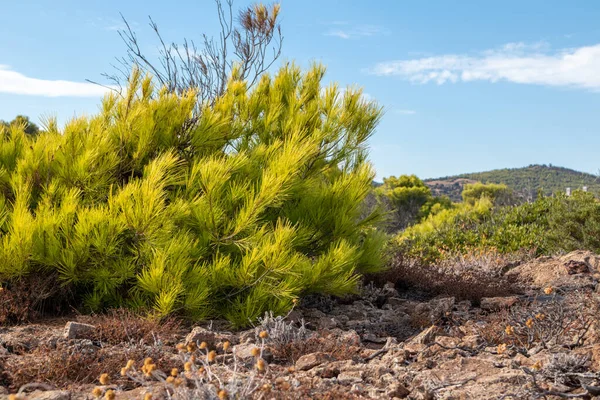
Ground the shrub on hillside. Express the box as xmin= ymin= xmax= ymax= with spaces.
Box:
xmin=375 ymin=174 xmax=452 ymax=232
xmin=461 ymin=182 xmax=516 ymax=206
xmin=395 ymin=189 xmax=600 ymax=264
xmin=381 ymin=249 xmax=528 ymax=304
xmin=0 ymin=65 xmax=385 ymax=327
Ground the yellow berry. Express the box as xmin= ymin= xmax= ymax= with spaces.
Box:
xmin=184 ymin=361 xmax=193 ymax=372
xmin=222 ymin=341 xmax=230 ymax=351
xmin=251 ymin=347 xmax=260 ymax=357
xmin=544 ymin=286 xmax=554 ymax=295
xmin=120 ymin=367 xmax=128 ymax=377
xmin=166 ymin=376 xmax=175 ymax=384
xmin=256 ymin=358 xmax=266 ymax=371
xmin=497 ymin=343 xmax=507 ymax=354
xmin=144 ymin=394 xmax=153 ymax=400
xmin=144 ymin=357 xmax=153 ymax=366
xmin=99 ymin=373 xmax=110 ymax=385
xmin=199 ymin=341 xmax=208 ymax=350
xmin=187 ymin=342 xmax=197 ymax=352
xmin=91 ymin=388 xmax=103 ymax=398
xmin=126 ymin=359 xmax=135 ymax=369
xmin=207 ymin=350 xmax=217 ymax=362
xmin=105 ymin=390 xmax=116 ymax=400
xmin=505 ymin=325 xmax=515 ymax=335
xmin=526 ymin=318 xmax=534 ymax=329
xmin=170 ymin=368 xmax=179 ymax=377
xmin=218 ymin=390 xmax=228 ymax=400
xmin=259 ymin=330 xmax=269 ymax=339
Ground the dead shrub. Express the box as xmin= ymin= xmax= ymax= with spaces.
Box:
xmin=270 ymin=330 xmax=361 ymax=364
xmin=380 ymin=249 xmax=530 ymax=304
xmin=0 ymin=274 xmax=71 ymax=325
xmin=78 ymin=308 xmax=184 ymax=345
xmin=477 ymin=289 xmax=599 ymax=354
xmin=5 ymin=342 xmax=179 ymax=390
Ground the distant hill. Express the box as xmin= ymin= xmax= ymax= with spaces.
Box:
xmin=423 ymin=164 xmax=600 ymax=202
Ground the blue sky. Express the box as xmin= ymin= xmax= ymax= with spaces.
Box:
xmin=2 ymin=0 xmax=600 ymax=180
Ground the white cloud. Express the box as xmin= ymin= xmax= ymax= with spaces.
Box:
xmin=395 ymin=109 xmax=416 ymax=115
xmin=370 ymin=42 xmax=600 ymax=90
xmin=325 ymin=25 xmax=388 ymax=40
xmin=0 ymin=65 xmax=113 ymax=97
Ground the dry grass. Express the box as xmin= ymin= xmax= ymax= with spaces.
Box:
xmin=477 ymin=289 xmax=599 ymax=354
xmin=4 ymin=342 xmax=179 ymax=390
xmin=0 ymin=275 xmax=71 ymax=326
xmin=269 ymin=330 xmax=362 ymax=364
xmin=380 ymin=249 xmax=530 ymax=304
xmin=78 ymin=308 xmax=184 ymax=345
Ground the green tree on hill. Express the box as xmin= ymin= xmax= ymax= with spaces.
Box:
xmin=462 ymin=182 xmax=515 ymax=206
xmin=376 ymin=175 xmax=452 ymax=231
xmin=0 ymin=115 xmax=39 ymax=137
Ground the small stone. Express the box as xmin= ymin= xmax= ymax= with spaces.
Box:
xmin=26 ymin=390 xmax=71 ymax=400
xmin=337 ymin=371 xmax=364 ymax=385
xmin=480 ymin=296 xmax=519 ymax=311
xmin=319 ymin=366 xmax=340 ymax=378
xmin=386 ymin=383 xmax=410 ymax=398
xmin=460 ymin=335 xmax=483 ymax=349
xmin=430 ymin=297 xmax=455 ymax=316
xmin=387 ymin=297 xmax=409 ymax=308
xmin=185 ymin=327 xmax=235 ymax=347
xmin=63 ymin=321 xmax=95 ymax=340
xmin=362 ymin=333 xmax=387 ymax=343
xmin=408 ymin=325 xmax=440 ymax=345
xmin=233 ymin=343 xmax=272 ymax=362
xmin=317 ymin=316 xmax=338 ymax=330
xmin=296 ymin=352 xmax=331 ymax=371
xmin=339 ymin=330 xmax=361 ymax=346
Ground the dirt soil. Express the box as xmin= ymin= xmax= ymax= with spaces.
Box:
xmin=2 ymin=251 xmax=600 ymax=399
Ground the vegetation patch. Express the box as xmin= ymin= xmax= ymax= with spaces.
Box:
xmin=0 ymin=64 xmax=385 ymax=327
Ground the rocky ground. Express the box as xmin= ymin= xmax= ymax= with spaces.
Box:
xmin=2 ymin=251 xmax=600 ymax=399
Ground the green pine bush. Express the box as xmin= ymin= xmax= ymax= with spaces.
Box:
xmin=0 ymin=65 xmax=385 ymax=327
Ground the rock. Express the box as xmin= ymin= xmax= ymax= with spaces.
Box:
xmin=386 ymin=383 xmax=410 ymax=398
xmin=362 ymin=333 xmax=387 ymax=344
xmin=480 ymin=296 xmax=519 ymax=311
xmin=591 ymin=344 xmax=600 ymax=370
xmin=317 ymin=316 xmax=338 ymax=330
xmin=304 ymin=309 xmax=327 ymax=319
xmin=430 ymin=297 xmax=455 ymax=316
xmin=565 ymin=259 xmax=590 ymax=275
xmin=232 ymin=342 xmax=273 ymax=362
xmin=296 ymin=352 xmax=332 ymax=371
xmin=435 ymin=335 xmax=460 ymax=348
xmin=387 ymin=297 xmax=409 ymax=308
xmin=25 ymin=391 xmax=70 ymax=400
xmin=63 ymin=321 xmax=95 ymax=340
xmin=337 ymin=370 xmax=364 ymax=385
xmin=339 ymin=329 xmax=361 ymax=346
xmin=319 ymin=366 xmax=340 ymax=378
xmin=286 ymin=309 xmax=304 ymax=324
xmin=186 ymin=326 xmax=235 ymax=347
xmin=461 ymin=335 xmax=483 ymax=349
xmin=408 ymin=325 xmax=440 ymax=345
